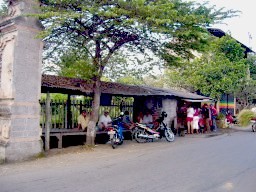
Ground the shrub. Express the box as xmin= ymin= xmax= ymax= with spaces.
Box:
xmin=237 ymin=109 xmax=256 ymax=126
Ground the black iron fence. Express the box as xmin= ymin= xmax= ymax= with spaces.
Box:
xmin=40 ymin=97 xmax=134 ymax=129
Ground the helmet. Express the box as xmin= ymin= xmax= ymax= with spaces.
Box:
xmin=120 ymin=112 xmax=124 ymax=116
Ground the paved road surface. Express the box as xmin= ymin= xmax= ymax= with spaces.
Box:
xmin=0 ymin=131 xmax=256 ymax=192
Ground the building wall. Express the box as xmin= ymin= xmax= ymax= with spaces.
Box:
xmin=162 ymin=98 xmax=177 ymax=128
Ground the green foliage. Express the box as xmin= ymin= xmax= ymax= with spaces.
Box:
xmin=234 ymin=78 xmax=256 ymax=111
xmin=211 ymin=35 xmax=245 ymax=62
xmin=237 ymin=109 xmax=256 ymax=127
xmin=41 ymin=93 xmax=68 ymax=100
xmin=0 ymin=2 xmax=8 ymax=18
xmin=116 ymin=76 xmax=144 ymax=85
xmin=164 ymin=35 xmax=247 ymax=100
xmin=103 ymin=50 xmax=159 ymax=81
xmin=247 ymin=54 xmax=256 ymax=80
xmin=37 ymin=0 xmax=237 ymax=73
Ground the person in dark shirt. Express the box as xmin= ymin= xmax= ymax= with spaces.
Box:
xmin=122 ymin=111 xmax=135 ymax=129
xmin=201 ymin=104 xmax=211 ymax=133
xmin=210 ymin=104 xmax=218 ymax=131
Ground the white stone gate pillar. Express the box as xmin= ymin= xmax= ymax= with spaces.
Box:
xmin=0 ymin=0 xmax=43 ymax=162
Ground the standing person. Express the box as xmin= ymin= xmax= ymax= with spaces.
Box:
xmin=77 ymin=110 xmax=90 ymax=131
xmin=186 ymin=105 xmax=194 ymax=134
xmin=210 ymin=104 xmax=218 ymax=131
xmin=193 ymin=106 xmax=200 ymax=134
xmin=98 ymin=110 xmax=112 ymax=131
xmin=201 ymin=104 xmax=211 ymax=133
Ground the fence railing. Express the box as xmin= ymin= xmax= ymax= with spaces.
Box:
xmin=40 ymin=98 xmax=133 ymax=129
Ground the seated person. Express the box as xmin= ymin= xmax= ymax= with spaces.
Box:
xmin=142 ymin=111 xmax=154 ymax=128
xmin=77 ymin=110 xmax=90 ymax=131
xmin=199 ymin=115 xmax=205 ymax=133
xmin=226 ymin=112 xmax=234 ymax=124
xmin=137 ymin=112 xmax=144 ymax=123
xmin=122 ymin=111 xmax=135 ymax=129
xmin=98 ymin=111 xmax=112 ymax=131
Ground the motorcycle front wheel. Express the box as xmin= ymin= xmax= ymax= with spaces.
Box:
xmin=134 ymin=129 xmax=148 ymax=143
xmin=165 ymin=129 xmax=175 ymax=142
xmin=252 ymin=122 xmax=256 ymax=132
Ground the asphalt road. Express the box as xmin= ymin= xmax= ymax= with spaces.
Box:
xmin=0 ymin=131 xmax=256 ymax=192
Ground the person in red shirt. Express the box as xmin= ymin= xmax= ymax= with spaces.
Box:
xmin=226 ymin=112 xmax=234 ymax=124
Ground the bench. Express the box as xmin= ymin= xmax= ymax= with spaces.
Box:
xmin=42 ymin=128 xmax=131 ymax=149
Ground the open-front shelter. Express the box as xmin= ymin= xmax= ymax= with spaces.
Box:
xmin=41 ymin=75 xmax=210 ymax=149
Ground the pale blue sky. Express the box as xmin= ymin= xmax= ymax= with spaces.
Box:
xmin=194 ymin=0 xmax=256 ymax=51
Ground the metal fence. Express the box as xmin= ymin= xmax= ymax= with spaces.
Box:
xmin=40 ymin=97 xmax=134 ymax=129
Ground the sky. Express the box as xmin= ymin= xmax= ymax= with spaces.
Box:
xmin=194 ymin=0 xmax=256 ymax=52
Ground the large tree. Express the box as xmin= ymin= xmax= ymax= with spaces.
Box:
xmin=164 ymin=35 xmax=248 ymax=101
xmin=37 ymin=0 xmax=236 ymax=145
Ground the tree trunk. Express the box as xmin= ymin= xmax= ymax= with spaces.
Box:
xmin=86 ymin=77 xmax=101 ymax=145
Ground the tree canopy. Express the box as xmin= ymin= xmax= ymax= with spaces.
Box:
xmin=38 ymin=0 xmax=237 ymax=71
xmin=164 ymin=35 xmax=248 ymax=100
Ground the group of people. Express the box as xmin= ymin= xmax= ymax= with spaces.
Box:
xmin=177 ymin=103 xmax=218 ymax=135
xmin=78 ymin=103 xmax=219 ymax=134
xmin=77 ymin=109 xmax=159 ymax=132
xmin=78 ymin=110 xmax=113 ymax=131
xmin=77 ymin=110 xmax=134 ymax=132
xmin=136 ymin=111 xmax=155 ymax=127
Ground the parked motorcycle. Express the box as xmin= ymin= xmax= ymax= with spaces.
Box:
xmin=106 ymin=115 xmax=125 ymax=149
xmin=133 ymin=111 xmax=175 ymax=143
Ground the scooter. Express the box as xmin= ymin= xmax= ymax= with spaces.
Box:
xmin=133 ymin=111 xmax=175 ymax=143
xmin=106 ymin=115 xmax=125 ymax=149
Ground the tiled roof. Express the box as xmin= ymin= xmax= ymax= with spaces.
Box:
xmin=41 ymin=74 xmax=210 ymax=100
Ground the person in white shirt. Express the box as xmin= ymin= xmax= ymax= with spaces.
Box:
xmin=187 ymin=105 xmax=195 ymax=134
xmin=98 ymin=111 xmax=112 ymax=131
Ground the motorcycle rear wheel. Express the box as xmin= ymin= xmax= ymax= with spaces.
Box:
xmin=111 ymin=133 xmax=118 ymax=149
xmin=165 ymin=129 xmax=175 ymax=142
xmin=134 ymin=129 xmax=148 ymax=143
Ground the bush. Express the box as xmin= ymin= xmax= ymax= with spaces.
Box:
xmin=237 ymin=109 xmax=256 ymax=127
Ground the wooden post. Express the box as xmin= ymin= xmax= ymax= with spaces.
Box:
xmin=67 ymin=94 xmax=72 ymax=129
xmin=45 ymin=92 xmax=51 ymax=151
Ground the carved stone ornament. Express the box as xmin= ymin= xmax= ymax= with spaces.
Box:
xmin=1 ymin=121 xmax=10 ymax=139
xmin=0 ymin=35 xmax=16 ymax=87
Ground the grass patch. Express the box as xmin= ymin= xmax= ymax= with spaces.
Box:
xmin=35 ymin=152 xmax=46 ymax=159
xmin=80 ymin=144 xmax=95 ymax=151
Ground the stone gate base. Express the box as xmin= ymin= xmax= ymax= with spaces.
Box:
xmin=0 ymin=139 xmax=42 ymax=163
